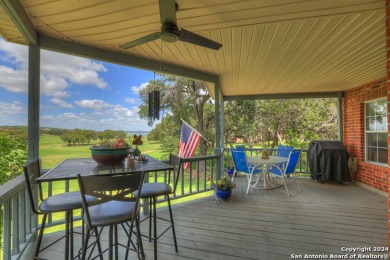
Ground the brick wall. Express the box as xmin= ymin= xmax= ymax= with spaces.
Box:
xmin=343 ymin=78 xmax=388 ymax=192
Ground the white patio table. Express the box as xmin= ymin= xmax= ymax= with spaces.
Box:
xmin=247 ymin=155 xmax=288 ymax=190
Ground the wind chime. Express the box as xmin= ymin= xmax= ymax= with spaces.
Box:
xmin=148 ymin=72 xmax=160 ymax=121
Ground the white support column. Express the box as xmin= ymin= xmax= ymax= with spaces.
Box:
xmin=27 ymin=44 xmax=40 ymax=160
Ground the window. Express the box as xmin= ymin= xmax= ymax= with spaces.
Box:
xmin=365 ymin=99 xmax=388 ymax=164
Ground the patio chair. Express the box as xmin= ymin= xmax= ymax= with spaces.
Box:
xmin=134 ymin=154 xmax=182 ymax=260
xmin=234 ymin=145 xmax=246 ymax=151
xmin=277 ymin=145 xmax=294 ymax=170
xmin=267 ymin=150 xmax=302 ymax=196
xmin=231 ymin=150 xmax=261 ymax=193
xmin=24 ymin=159 xmax=85 ymax=259
xmin=77 ymin=171 xmax=146 ymax=260
xmin=230 ymin=146 xmax=248 ymax=181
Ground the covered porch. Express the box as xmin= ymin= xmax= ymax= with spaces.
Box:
xmin=19 ymin=177 xmax=387 ymax=260
xmin=0 ymin=0 xmax=389 ymax=259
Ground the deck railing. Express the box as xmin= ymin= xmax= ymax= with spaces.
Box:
xmin=0 ymin=154 xmax=219 ymax=260
xmin=0 ymin=174 xmax=32 ymax=260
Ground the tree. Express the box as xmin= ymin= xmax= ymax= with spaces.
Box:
xmin=139 ymin=75 xmax=212 ymax=156
xmin=0 ymin=132 xmax=28 ymax=185
xmin=224 ymin=98 xmax=338 ymax=148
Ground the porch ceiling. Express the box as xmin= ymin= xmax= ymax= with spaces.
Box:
xmin=0 ymin=0 xmax=385 ymax=98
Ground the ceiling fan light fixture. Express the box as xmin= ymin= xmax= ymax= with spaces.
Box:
xmin=161 ymin=22 xmax=179 ymax=43
xmin=161 ymin=33 xmax=178 ymax=43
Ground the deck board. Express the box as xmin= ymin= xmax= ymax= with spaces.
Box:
xmin=20 ymin=177 xmax=388 ymax=260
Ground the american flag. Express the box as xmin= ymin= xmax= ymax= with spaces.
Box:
xmin=178 ymin=121 xmax=201 ymax=170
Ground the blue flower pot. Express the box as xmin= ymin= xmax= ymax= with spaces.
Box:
xmin=226 ymin=167 xmax=235 ymax=176
xmin=215 ymin=189 xmax=232 ymax=200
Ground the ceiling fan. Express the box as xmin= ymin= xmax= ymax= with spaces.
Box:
xmin=120 ymin=0 xmax=222 ymax=50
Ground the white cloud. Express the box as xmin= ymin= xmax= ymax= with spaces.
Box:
xmin=0 ymin=101 xmax=27 ymax=125
xmin=131 ymin=82 xmax=148 ymax=94
xmin=75 ymin=99 xmax=112 ymax=110
xmin=125 ymin=97 xmax=137 ymax=104
xmin=50 ymin=98 xmax=74 ymax=108
xmin=0 ymin=66 xmax=28 ymax=93
xmin=0 ymin=39 xmax=108 ymax=99
xmin=0 ymin=41 xmax=28 ymax=69
xmin=41 ymin=105 xmax=150 ymax=131
xmin=0 ymin=101 xmax=25 ymax=115
xmin=41 ymin=52 xmax=107 ymax=89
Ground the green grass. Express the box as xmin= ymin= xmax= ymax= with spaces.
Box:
xmin=39 ymin=134 xmax=171 ymax=169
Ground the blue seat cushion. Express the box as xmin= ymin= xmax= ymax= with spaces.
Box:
xmin=134 ymin=183 xmax=172 ymax=198
xmin=39 ymin=191 xmax=84 ymax=213
xmin=87 ymin=201 xmax=136 ymax=227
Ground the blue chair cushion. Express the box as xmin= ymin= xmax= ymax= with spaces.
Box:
xmin=134 ymin=183 xmax=172 ymax=198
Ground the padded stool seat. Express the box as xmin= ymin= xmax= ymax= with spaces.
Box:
xmin=39 ymin=191 xmax=83 ymax=212
xmin=87 ymin=201 xmax=137 ymax=227
xmin=136 ymin=183 xmax=172 ymax=198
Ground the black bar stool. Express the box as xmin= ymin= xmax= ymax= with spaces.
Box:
xmin=77 ymin=171 xmax=146 ymax=260
xmin=24 ymin=159 xmax=86 ymax=259
xmin=135 ymin=154 xmax=182 ymax=260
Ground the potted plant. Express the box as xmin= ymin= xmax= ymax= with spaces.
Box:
xmin=211 ymin=176 xmax=236 ymax=200
xmin=90 ymin=138 xmax=130 ymax=165
xmin=226 ymin=159 xmax=235 ymax=176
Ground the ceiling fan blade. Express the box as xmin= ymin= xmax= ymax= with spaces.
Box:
xmin=179 ymin=29 xmax=222 ymax=50
xmin=159 ymin=0 xmax=177 ymax=24
xmin=120 ymin=32 xmax=161 ymax=49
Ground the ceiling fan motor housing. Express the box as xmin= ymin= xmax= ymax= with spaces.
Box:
xmin=161 ymin=22 xmax=180 ymax=42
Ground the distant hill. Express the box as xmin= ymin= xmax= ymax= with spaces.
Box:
xmin=0 ymin=126 xmax=150 ymax=135
xmin=127 ymin=131 xmax=149 ymax=135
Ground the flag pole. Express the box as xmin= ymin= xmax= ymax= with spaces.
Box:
xmin=180 ymin=118 xmax=210 ymax=143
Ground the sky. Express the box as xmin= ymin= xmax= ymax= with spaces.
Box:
xmin=0 ymin=38 xmax=156 ymax=132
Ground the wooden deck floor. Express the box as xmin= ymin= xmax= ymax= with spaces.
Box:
xmin=20 ymin=176 xmax=388 ymax=260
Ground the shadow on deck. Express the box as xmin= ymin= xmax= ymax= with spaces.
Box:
xmin=21 ymin=177 xmax=388 ymax=260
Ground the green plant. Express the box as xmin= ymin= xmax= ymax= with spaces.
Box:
xmin=211 ymin=176 xmax=236 ymax=190
xmin=95 ymin=138 xmax=128 ymax=148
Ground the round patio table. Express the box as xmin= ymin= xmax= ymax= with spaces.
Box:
xmin=247 ymin=155 xmax=288 ymax=190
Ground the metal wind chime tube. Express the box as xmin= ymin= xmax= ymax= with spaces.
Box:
xmin=148 ymin=74 xmax=160 ymax=120
xmin=148 ymin=90 xmax=160 ymax=120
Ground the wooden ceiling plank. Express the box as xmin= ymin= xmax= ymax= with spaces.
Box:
xmin=290 ymin=13 xmax=383 ymax=89
xmin=231 ymin=28 xmax=242 ymax=91
xmin=178 ymin=0 xmax=383 ymax=32
xmin=304 ymin=44 xmax=384 ymax=91
xmin=282 ymin=17 xmax=358 ymax=89
xmin=238 ymin=26 xmax=254 ymax=87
